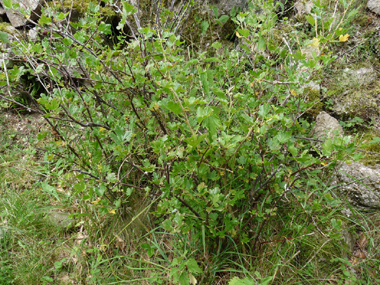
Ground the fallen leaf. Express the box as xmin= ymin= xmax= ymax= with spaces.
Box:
xmin=357 ymin=233 xmax=368 ymax=249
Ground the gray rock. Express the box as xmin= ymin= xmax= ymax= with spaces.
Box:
xmin=342 ymin=67 xmax=376 ymax=86
xmin=208 ymin=0 xmax=247 ymax=15
xmin=304 ymin=81 xmax=320 ymax=91
xmin=46 ymin=211 xmax=75 ymax=229
xmin=331 ymin=162 xmax=380 ymax=208
xmin=310 ymin=111 xmax=343 ymax=140
xmin=329 ymin=67 xmax=378 ymax=119
xmin=28 ymin=27 xmax=38 ymax=42
xmin=294 ymin=0 xmax=313 ymax=16
xmin=368 ymin=0 xmax=380 ymax=15
xmin=0 ymin=0 xmax=42 ymax=27
xmin=340 ymin=229 xmax=356 ymax=253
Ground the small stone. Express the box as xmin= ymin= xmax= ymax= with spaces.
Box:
xmin=46 ymin=211 xmax=75 ymax=229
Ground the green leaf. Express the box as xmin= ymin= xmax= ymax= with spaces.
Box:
xmin=230 ymin=6 xmax=236 ymax=17
xmin=35 ymin=64 xmax=45 ymax=74
xmin=106 ymin=173 xmax=117 ymax=183
xmin=73 ymin=181 xmax=86 ymax=193
xmin=167 ymin=101 xmax=182 ymax=115
xmin=204 ymin=57 xmax=222 ymax=63
xmin=95 ymin=186 xmax=106 ymax=196
xmin=212 ymin=6 xmax=218 ymax=18
xmin=62 ymin=37 xmax=73 ymax=45
xmin=186 ymin=259 xmax=202 ymax=274
xmin=178 ymin=271 xmax=190 ymax=285
xmin=238 ymin=28 xmax=250 ymax=37
xmin=306 ymin=15 xmax=315 ymax=26
xmin=212 ymin=41 xmax=222 ymax=49
xmin=258 ymin=104 xmax=269 ymax=117
xmin=275 ymin=131 xmax=291 ymax=144
xmin=229 ymin=277 xmax=256 ymax=285
xmin=39 ymin=14 xmax=52 ymax=26
xmin=54 ymin=258 xmax=67 ymax=270
xmin=322 ymin=138 xmax=333 ymax=156
xmin=122 ymin=2 xmax=136 ymax=14
xmin=41 ymin=182 xmax=59 ymax=200
xmin=199 ymin=71 xmax=209 ymax=96
xmin=201 ymin=21 xmax=209 ymax=35
xmin=257 ymin=36 xmax=266 ymax=50
xmin=57 ymin=12 xmax=69 ymax=20
xmin=0 ymin=31 xmax=9 ymax=43
xmin=212 ymin=87 xmax=227 ymax=100
xmin=185 ymin=133 xmax=207 ymax=148
xmin=370 ymin=137 xmax=380 ymax=144
xmin=261 ymin=276 xmax=273 ymax=285
xmin=162 ymin=219 xmax=173 ymax=231
xmin=2 ymin=0 xmax=12 ymax=9
xmin=203 ymin=115 xmax=220 ymax=139
xmin=196 ymin=106 xmax=212 ymax=123
xmin=218 ymin=15 xmax=229 ymax=24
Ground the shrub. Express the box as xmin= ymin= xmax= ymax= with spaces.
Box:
xmin=0 ymin=0 xmax=362 ymax=283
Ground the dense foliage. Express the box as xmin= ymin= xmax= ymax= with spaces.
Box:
xmin=0 ymin=0 xmax=372 ymax=283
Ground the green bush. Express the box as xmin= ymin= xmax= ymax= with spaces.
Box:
xmin=0 ymin=0 xmax=364 ymax=283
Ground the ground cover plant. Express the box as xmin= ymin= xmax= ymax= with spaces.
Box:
xmin=1 ymin=0 xmax=380 ymax=284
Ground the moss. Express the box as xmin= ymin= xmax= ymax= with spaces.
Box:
xmin=305 ymin=85 xmax=323 ymax=118
xmin=353 ymin=13 xmax=372 ymax=27
xmin=0 ymin=22 xmax=12 ymax=34
xmin=357 ymin=130 xmax=380 ymax=166
xmin=61 ymin=0 xmax=117 ymax=18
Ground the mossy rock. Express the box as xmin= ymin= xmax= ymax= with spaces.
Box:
xmin=325 ymin=66 xmax=380 ymax=123
xmin=357 ymin=130 xmax=380 ymax=166
xmin=304 ymin=82 xmax=323 ymax=118
xmin=61 ymin=0 xmax=117 ymax=18
xmin=0 ymin=22 xmax=13 ymax=34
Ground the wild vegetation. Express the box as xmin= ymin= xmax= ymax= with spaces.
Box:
xmin=1 ymin=0 xmax=380 ymax=284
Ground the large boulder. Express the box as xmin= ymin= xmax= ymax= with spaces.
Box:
xmin=331 ymin=162 xmax=380 ymax=208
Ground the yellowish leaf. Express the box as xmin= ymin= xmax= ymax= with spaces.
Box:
xmin=339 ymin=34 xmax=350 ymax=42
xmin=108 ymin=209 xmax=116 ymax=214
xmin=99 ymin=127 xmax=106 ymax=132
xmin=236 ymin=31 xmax=242 ymax=38
xmin=311 ymin=37 xmax=319 ymax=47
xmin=189 ymin=273 xmax=197 ymax=285
xmin=290 ymin=89 xmax=297 ymax=96
xmin=91 ymin=197 xmax=101 ymax=205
